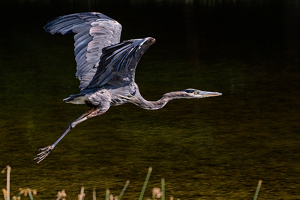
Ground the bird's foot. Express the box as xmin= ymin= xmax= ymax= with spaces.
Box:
xmin=33 ymin=145 xmax=54 ymax=164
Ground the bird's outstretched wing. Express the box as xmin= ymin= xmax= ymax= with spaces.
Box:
xmin=44 ymin=12 xmax=122 ymax=90
xmin=85 ymin=37 xmax=156 ymax=89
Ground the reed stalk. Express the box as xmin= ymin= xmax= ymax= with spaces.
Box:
xmin=138 ymin=167 xmax=152 ymax=200
xmin=6 ymin=166 xmax=11 ymax=200
xmin=56 ymin=190 xmax=66 ymax=200
xmin=93 ymin=187 xmax=96 ymax=200
xmin=78 ymin=187 xmax=85 ymax=200
xmin=1 ymin=166 xmax=11 ymax=200
xmin=2 ymin=189 xmax=7 ymax=200
xmin=161 ymin=178 xmax=165 ymax=200
xmin=12 ymin=192 xmax=22 ymax=199
xmin=105 ymin=189 xmax=110 ymax=200
xmin=27 ymin=189 xmax=34 ymax=200
xmin=118 ymin=180 xmax=130 ymax=200
xmin=253 ymin=180 xmax=262 ymax=200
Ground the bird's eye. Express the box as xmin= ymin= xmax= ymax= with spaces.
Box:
xmin=194 ymin=91 xmax=199 ymax=95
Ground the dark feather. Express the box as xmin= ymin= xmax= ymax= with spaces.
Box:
xmin=85 ymin=37 xmax=155 ymax=89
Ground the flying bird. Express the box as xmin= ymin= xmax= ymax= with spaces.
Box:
xmin=34 ymin=12 xmax=222 ymax=163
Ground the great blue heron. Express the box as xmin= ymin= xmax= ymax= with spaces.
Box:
xmin=34 ymin=12 xmax=222 ymax=163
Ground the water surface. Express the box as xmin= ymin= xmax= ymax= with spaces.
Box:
xmin=0 ymin=0 xmax=299 ymax=199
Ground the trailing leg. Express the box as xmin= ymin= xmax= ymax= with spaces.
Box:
xmin=34 ymin=105 xmax=109 ymax=164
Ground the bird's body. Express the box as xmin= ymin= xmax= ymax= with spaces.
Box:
xmin=34 ymin=12 xmax=222 ymax=163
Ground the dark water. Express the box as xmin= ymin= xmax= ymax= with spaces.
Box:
xmin=0 ymin=0 xmax=299 ymax=199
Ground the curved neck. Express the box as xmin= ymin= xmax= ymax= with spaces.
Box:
xmin=134 ymin=91 xmax=187 ymax=110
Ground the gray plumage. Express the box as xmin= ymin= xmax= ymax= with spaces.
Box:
xmin=44 ymin=12 xmax=122 ymax=89
xmin=34 ymin=12 xmax=222 ymax=163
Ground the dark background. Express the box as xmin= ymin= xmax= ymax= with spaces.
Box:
xmin=0 ymin=0 xmax=299 ymax=199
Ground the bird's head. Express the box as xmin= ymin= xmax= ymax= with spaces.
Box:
xmin=182 ymin=89 xmax=222 ymax=99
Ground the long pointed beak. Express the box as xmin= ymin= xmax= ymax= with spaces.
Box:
xmin=199 ymin=91 xmax=222 ymax=98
